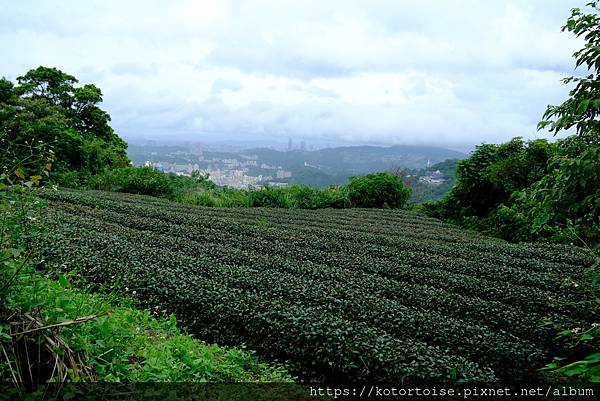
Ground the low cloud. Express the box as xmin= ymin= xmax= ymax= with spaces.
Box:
xmin=0 ymin=0 xmax=585 ymax=148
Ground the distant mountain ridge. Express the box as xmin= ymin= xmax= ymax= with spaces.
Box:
xmin=127 ymin=143 xmax=466 ymax=188
xmin=246 ymin=145 xmax=466 ymax=174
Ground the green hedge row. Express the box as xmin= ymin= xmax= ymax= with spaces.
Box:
xmin=39 ymin=189 xmax=596 ymax=383
xmin=43 ymin=221 xmax=495 ymax=383
xmin=45 ymin=190 xmax=591 ymax=272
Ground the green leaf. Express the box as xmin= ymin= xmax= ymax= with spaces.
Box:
xmin=58 ymin=274 xmax=71 ymax=289
xmin=585 ymin=353 xmax=600 ymax=361
xmin=557 ymin=329 xmax=574 ymax=337
xmin=561 ymin=363 xmax=588 ymax=377
xmin=542 ymin=362 xmax=559 ymax=370
xmin=580 ymin=333 xmax=595 ymax=341
xmin=577 ymin=99 xmax=591 ymax=115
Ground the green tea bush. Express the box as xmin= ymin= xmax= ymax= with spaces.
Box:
xmin=348 ymin=172 xmax=411 ymax=208
xmin=1 ymin=169 xmax=292 ymax=390
xmin=39 ymin=189 xmax=598 ymax=384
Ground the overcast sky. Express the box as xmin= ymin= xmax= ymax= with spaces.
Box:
xmin=0 ymin=0 xmax=586 ymax=149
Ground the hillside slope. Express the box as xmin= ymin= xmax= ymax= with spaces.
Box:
xmin=247 ymin=145 xmax=466 ymax=173
xmin=39 ymin=189 xmax=596 ymax=384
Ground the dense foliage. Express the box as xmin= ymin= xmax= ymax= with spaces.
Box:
xmin=38 ymin=189 xmax=597 ymax=384
xmin=87 ymin=166 xmax=178 ymax=198
xmin=426 ymin=138 xmax=555 ymax=242
xmin=527 ymin=1 xmax=600 ymax=246
xmin=443 ymin=138 xmax=552 ymax=219
xmin=86 ymin=167 xmax=412 ymax=210
xmin=0 ymin=66 xmax=129 ymax=185
xmin=347 ymin=172 xmax=411 ymax=208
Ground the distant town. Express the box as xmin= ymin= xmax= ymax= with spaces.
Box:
xmin=142 ymin=150 xmax=293 ymax=188
xmin=129 ymin=140 xmax=461 ymax=191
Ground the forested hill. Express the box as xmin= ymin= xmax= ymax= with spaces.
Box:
xmin=248 ymin=145 xmax=466 ymax=173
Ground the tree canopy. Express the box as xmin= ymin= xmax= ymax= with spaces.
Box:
xmin=348 ymin=172 xmax=411 ymax=209
xmin=530 ymin=1 xmax=600 ymax=245
xmin=442 ymin=138 xmax=554 ymax=219
xmin=1 ymin=66 xmax=129 ymax=184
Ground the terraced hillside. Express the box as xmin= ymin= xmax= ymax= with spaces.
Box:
xmin=39 ymin=189 xmax=596 ymax=384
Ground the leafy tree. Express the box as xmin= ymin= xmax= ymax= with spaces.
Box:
xmin=441 ymin=138 xmax=554 ymax=221
xmin=530 ymin=4 xmax=600 ymax=383
xmin=347 ymin=172 xmax=411 ymax=209
xmin=0 ymin=78 xmax=16 ymax=104
xmin=15 ymin=67 xmax=78 ymax=108
xmin=538 ymin=3 xmax=600 ymax=146
xmin=0 ymin=94 xmax=65 ymax=179
xmin=531 ymin=1 xmax=600 ymax=246
xmin=426 ymin=2 xmax=599 ymax=247
xmin=1 ymin=66 xmax=129 ymax=183
xmin=513 ymin=138 xmax=599 ymax=244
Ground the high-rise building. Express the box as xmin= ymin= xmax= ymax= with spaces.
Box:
xmin=300 ymin=140 xmax=306 ymax=151
xmin=288 ymin=138 xmax=293 ymax=151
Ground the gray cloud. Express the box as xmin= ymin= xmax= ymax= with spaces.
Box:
xmin=0 ymin=0 xmax=587 ymax=148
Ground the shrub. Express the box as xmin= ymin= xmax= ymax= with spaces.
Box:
xmin=347 ymin=173 xmax=411 ymax=209
xmin=87 ymin=167 xmax=174 ymax=198
xmin=85 ymin=168 xmax=412 ymax=211
xmin=322 ymin=185 xmax=351 ymax=209
xmin=180 ymin=190 xmax=218 ymax=207
xmin=249 ymin=187 xmax=291 ymax=208
xmin=51 ymin=170 xmax=86 ymax=189
xmin=215 ymin=188 xmax=253 ymax=207
xmin=286 ymin=185 xmax=321 ymax=209
xmin=170 ymin=171 xmax=216 ymax=198
xmin=442 ymin=138 xmax=554 ymax=220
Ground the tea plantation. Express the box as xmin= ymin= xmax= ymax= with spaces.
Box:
xmin=39 ymin=189 xmax=596 ymax=384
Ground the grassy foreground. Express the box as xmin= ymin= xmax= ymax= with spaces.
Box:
xmin=1 ymin=264 xmax=293 ymax=384
xmin=1 ymin=187 xmax=294 ymax=397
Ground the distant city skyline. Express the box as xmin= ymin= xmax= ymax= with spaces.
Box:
xmin=124 ymin=134 xmax=474 ymax=154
